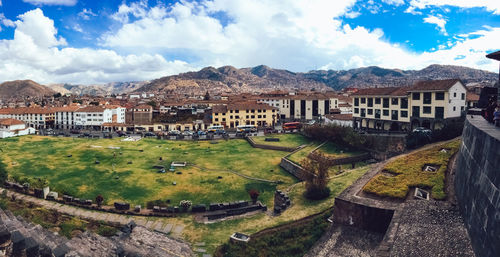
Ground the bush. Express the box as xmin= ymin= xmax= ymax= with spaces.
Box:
xmin=302 ymin=124 xmax=365 ymax=150
xmin=0 ymin=160 xmax=7 ymax=185
xmin=304 ymin=187 xmax=331 ymax=200
xmin=248 ymin=189 xmax=260 ymax=203
xmin=301 ymin=152 xmax=330 ymax=200
xmin=180 ymin=200 xmax=192 ymax=211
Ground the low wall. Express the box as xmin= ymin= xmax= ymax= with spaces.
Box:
xmin=454 ymin=116 xmax=500 ymax=257
xmin=310 ymin=152 xmax=371 ymax=166
xmin=279 ymin=157 xmax=306 ymax=181
xmin=332 ymin=198 xmax=394 ymax=234
xmin=246 ymin=136 xmax=297 ymax=152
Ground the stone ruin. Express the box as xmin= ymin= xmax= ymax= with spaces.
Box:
xmin=0 ymin=208 xmax=193 ymax=256
xmin=273 ymin=190 xmax=291 ymax=215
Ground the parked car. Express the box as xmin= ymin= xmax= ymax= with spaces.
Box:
xmin=412 ymin=127 xmax=432 ymax=133
xmin=144 ymin=132 xmax=156 ymax=137
xmin=168 ymin=130 xmax=181 ymax=136
xmin=197 ymin=130 xmax=207 ymax=136
xmin=117 ymin=131 xmax=126 ymax=137
xmin=182 ymin=130 xmax=194 ymax=136
xmin=70 ymin=129 xmax=80 ymax=134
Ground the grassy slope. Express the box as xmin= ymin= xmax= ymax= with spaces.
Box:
xmin=250 ymin=134 xmax=310 ymax=148
xmin=363 ymin=139 xmax=460 ymax=199
xmin=0 ymin=136 xmax=296 ymax=206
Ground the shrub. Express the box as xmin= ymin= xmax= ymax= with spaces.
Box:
xmin=95 ymin=195 xmax=104 ymax=207
xmin=180 ymin=200 xmax=192 ymax=211
xmin=248 ymin=189 xmax=260 ymax=203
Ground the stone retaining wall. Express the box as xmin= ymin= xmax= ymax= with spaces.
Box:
xmin=454 ymin=116 xmax=500 ymax=257
xmin=246 ymin=136 xmax=297 ymax=152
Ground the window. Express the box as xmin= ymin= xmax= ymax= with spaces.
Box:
xmin=383 ymin=98 xmax=389 ymax=108
xmin=375 ymin=98 xmax=381 ymax=104
xmin=423 ymin=106 xmax=431 ymax=114
xmin=391 ymin=110 xmax=398 ymax=120
xmin=435 ymin=92 xmax=444 ymax=100
xmin=383 ymin=110 xmax=389 ymax=116
xmin=412 ymin=106 xmax=420 ymax=117
xmin=222 ymin=118 xmax=226 ymax=122
xmin=230 ymin=116 xmax=233 ymax=119
xmin=453 ymin=106 xmax=456 ymax=111
xmin=258 ymin=115 xmax=262 ymax=118
xmin=435 ymin=107 xmax=444 ymax=119
xmin=412 ymin=93 xmax=420 ymax=100
xmin=235 ymin=115 xmax=240 ymax=119
xmin=401 ymin=111 xmax=408 ymax=118
xmin=391 ymin=98 xmax=398 ymax=105
xmin=401 ymin=98 xmax=408 ymax=109
xmin=367 ymin=109 xmax=373 ymax=115
xmin=461 ymin=93 xmax=465 ymax=100
xmin=354 ymin=108 xmax=359 ymax=114
xmin=235 ymin=110 xmax=239 ymax=113
xmin=361 ymin=98 xmax=366 ymax=104
xmin=354 ymin=98 xmax=359 ymax=106
xmin=453 ymin=92 xmax=457 ymax=97
xmin=423 ymin=92 xmax=432 ymax=104
xmin=251 ymin=115 xmax=255 ymax=118
xmin=360 ymin=108 xmax=366 ymax=117
xmin=214 ymin=113 xmax=218 ymax=116
xmin=368 ymin=98 xmax=373 ymax=107
xmin=215 ymin=118 xmax=219 ymax=122
xmin=375 ymin=109 xmax=381 ymax=119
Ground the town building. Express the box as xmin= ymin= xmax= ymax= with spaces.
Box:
xmin=211 ymin=102 xmax=278 ymax=128
xmin=0 ymin=118 xmax=35 ymax=138
xmin=54 ymin=106 xmax=81 ymax=129
xmin=352 ymin=79 xmax=467 ymax=132
xmin=0 ymin=107 xmax=55 ymax=129
xmin=74 ymin=105 xmax=125 ymax=129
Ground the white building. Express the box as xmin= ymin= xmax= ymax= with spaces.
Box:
xmin=74 ymin=105 xmax=125 ymax=129
xmin=0 ymin=118 xmax=35 ymax=138
xmin=0 ymin=107 xmax=54 ymax=129
xmin=54 ymin=106 xmax=81 ymax=129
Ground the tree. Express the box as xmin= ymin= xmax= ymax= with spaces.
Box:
xmin=204 ymin=91 xmax=210 ymax=100
xmin=0 ymin=159 xmax=7 ymax=185
xmin=53 ymin=93 xmax=62 ymax=98
xmin=248 ymin=189 xmax=260 ymax=203
xmin=301 ymin=152 xmax=331 ymax=200
xmin=95 ymin=195 xmax=104 ymax=208
xmin=147 ymin=100 xmax=157 ymax=108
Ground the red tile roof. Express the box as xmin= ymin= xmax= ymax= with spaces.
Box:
xmin=0 ymin=118 xmax=25 ymax=126
xmin=408 ymin=79 xmax=462 ymax=91
xmin=326 ymin=114 xmax=352 ymax=121
xmin=76 ymin=106 xmax=106 ymax=113
xmin=466 ymin=93 xmax=479 ymax=101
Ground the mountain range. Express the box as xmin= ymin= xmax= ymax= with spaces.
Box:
xmin=0 ymin=64 xmax=497 ymax=99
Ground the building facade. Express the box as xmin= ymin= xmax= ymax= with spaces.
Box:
xmin=352 ymin=79 xmax=467 ymax=132
xmin=212 ymin=103 xmax=278 ymax=128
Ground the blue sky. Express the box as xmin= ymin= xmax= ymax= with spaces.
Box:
xmin=0 ymin=0 xmax=499 ymax=84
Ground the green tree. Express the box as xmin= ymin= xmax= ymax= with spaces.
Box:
xmin=300 ymin=152 xmax=330 ymax=200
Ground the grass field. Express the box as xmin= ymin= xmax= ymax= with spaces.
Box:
xmin=287 ymin=141 xmax=363 ymax=164
xmin=250 ymin=133 xmax=310 ymax=148
xmin=0 ymin=136 xmax=297 ymax=206
xmin=363 ymin=139 xmax=460 ymax=199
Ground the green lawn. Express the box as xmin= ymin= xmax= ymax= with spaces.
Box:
xmin=250 ymin=133 xmax=310 ymax=148
xmin=363 ymin=139 xmax=460 ymax=199
xmin=287 ymin=141 xmax=364 ymax=165
xmin=0 ymin=136 xmax=296 ymax=206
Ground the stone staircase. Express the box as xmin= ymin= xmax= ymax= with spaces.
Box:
xmin=0 ymin=207 xmax=71 ymax=256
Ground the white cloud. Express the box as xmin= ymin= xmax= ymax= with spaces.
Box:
xmin=423 ymin=15 xmax=447 ymax=35
xmin=78 ymin=8 xmax=97 ymax=20
xmin=0 ymin=8 xmax=193 ymax=84
xmin=345 ymin=11 xmax=361 ymax=18
xmin=408 ymin=0 xmax=500 ymax=15
xmin=0 ymin=13 xmax=15 ymax=31
xmin=381 ymin=0 xmax=405 ymax=6
xmin=22 ymin=0 xmax=77 ymax=6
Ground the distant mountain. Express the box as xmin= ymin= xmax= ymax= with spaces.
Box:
xmin=0 ymin=80 xmax=56 ymax=100
xmin=137 ymin=64 xmax=498 ymax=94
xmin=48 ymin=81 xmax=148 ymax=96
xmin=136 ymin=65 xmax=329 ymax=95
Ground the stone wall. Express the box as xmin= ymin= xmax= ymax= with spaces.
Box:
xmin=332 ymin=198 xmax=394 ymax=234
xmin=279 ymin=157 xmax=306 ymax=180
xmin=246 ymin=136 xmax=297 ymax=152
xmin=455 ymin=116 xmax=500 ymax=257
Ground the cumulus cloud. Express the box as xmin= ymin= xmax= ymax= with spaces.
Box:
xmin=423 ymin=15 xmax=447 ymax=35
xmin=22 ymin=0 xmax=77 ymax=6
xmin=0 ymin=8 xmax=193 ymax=84
xmin=102 ymin=0 xmax=499 ymax=73
xmin=408 ymin=0 xmax=500 ymax=15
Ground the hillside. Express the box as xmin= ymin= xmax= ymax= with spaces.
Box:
xmin=137 ymin=64 xmax=498 ymax=94
xmin=0 ymin=80 xmax=56 ymax=100
xmin=48 ymin=81 xmax=148 ymax=96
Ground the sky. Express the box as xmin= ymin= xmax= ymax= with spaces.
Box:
xmin=0 ymin=0 xmax=499 ymax=85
